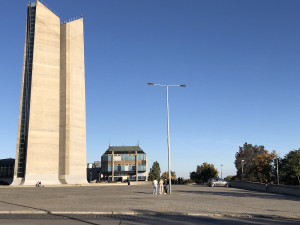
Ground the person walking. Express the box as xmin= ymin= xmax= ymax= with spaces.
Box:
xmin=152 ymin=178 xmax=158 ymax=194
xmin=159 ymin=179 xmax=164 ymax=194
xmin=265 ymin=179 xmax=269 ymax=192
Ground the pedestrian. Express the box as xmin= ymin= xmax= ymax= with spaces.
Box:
xmin=159 ymin=178 xmax=164 ymax=194
xmin=152 ymin=178 xmax=158 ymax=194
xmin=265 ymin=179 xmax=269 ymax=192
xmin=164 ymin=178 xmax=168 ymax=194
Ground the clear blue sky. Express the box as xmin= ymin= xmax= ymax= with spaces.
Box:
xmin=0 ymin=0 xmax=299 ymax=179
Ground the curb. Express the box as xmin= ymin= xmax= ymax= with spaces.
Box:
xmin=0 ymin=211 xmax=299 ymax=220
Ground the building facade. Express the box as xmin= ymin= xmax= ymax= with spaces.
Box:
xmin=101 ymin=146 xmax=147 ymax=182
xmin=13 ymin=0 xmax=86 ymax=185
xmin=87 ymin=161 xmax=101 ymax=182
xmin=0 ymin=158 xmax=15 ymax=185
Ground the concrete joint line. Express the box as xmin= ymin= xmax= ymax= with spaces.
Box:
xmin=0 ymin=211 xmax=299 ymax=220
xmin=0 ymin=211 xmax=48 ymax=215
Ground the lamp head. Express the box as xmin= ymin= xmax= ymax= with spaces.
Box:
xmin=147 ymin=83 xmax=154 ymax=86
xmin=180 ymin=84 xmax=186 ymax=87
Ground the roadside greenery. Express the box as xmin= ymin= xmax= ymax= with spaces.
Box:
xmin=234 ymin=142 xmax=277 ymax=183
xmin=150 ymin=144 xmax=300 ymax=186
xmin=161 ymin=171 xmax=176 ymax=180
xmin=278 ymin=149 xmax=300 ymax=185
xmin=234 ymin=143 xmax=300 ymax=185
xmin=148 ymin=161 xmax=161 ymax=181
xmin=190 ymin=162 xmax=218 ymax=184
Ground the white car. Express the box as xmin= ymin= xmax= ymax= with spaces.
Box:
xmin=207 ymin=178 xmax=230 ymax=187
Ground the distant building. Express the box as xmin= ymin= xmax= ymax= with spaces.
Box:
xmin=101 ymin=146 xmax=147 ymax=182
xmin=87 ymin=161 xmax=101 ymax=182
xmin=0 ymin=158 xmax=15 ymax=185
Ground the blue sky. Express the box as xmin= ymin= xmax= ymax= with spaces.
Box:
xmin=0 ymin=0 xmax=300 ymax=178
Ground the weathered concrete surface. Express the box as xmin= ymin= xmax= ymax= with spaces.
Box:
xmin=0 ymin=183 xmax=299 ymax=219
xmin=14 ymin=1 xmax=87 ymax=186
xmin=59 ymin=18 xmax=87 ymax=185
xmin=14 ymin=0 xmax=61 ymax=185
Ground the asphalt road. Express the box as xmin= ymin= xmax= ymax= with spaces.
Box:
xmin=1 ymin=182 xmax=300 ymax=224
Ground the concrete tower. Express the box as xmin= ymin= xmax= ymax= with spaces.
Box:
xmin=59 ymin=18 xmax=87 ymax=184
xmin=13 ymin=0 xmax=87 ymax=185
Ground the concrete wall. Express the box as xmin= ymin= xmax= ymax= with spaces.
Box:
xmin=13 ymin=1 xmax=29 ymax=184
xmin=231 ymin=181 xmax=300 ymax=197
xmin=13 ymin=1 xmax=87 ymax=186
xmin=59 ymin=18 xmax=87 ymax=184
xmin=14 ymin=0 xmax=61 ymax=185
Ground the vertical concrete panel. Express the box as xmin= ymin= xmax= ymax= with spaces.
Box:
xmin=59 ymin=23 xmax=69 ymax=183
xmin=24 ymin=1 xmax=61 ymax=185
xmin=12 ymin=10 xmax=29 ymax=185
xmin=60 ymin=18 xmax=87 ymax=184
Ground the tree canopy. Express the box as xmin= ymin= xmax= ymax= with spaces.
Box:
xmin=190 ymin=162 xmax=218 ymax=183
xmin=234 ymin=142 xmax=277 ymax=182
xmin=279 ymin=149 xmax=300 ymax=185
xmin=161 ymin=171 xmax=176 ymax=180
xmin=148 ymin=161 xmax=161 ymax=181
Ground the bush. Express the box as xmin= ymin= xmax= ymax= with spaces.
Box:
xmin=181 ymin=179 xmax=194 ymax=184
xmin=225 ymin=175 xmax=236 ymax=181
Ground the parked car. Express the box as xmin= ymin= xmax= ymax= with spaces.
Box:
xmin=207 ymin=178 xmax=230 ymax=187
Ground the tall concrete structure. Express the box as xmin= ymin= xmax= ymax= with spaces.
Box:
xmin=59 ymin=18 xmax=87 ymax=184
xmin=13 ymin=0 xmax=87 ymax=185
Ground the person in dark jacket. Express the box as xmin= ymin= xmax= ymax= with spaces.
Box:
xmin=163 ymin=179 xmax=168 ymax=194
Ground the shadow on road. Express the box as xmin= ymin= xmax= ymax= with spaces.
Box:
xmin=0 ymin=200 xmax=98 ymax=225
xmin=175 ymin=188 xmax=300 ymax=202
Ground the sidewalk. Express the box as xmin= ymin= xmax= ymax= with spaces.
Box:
xmin=0 ymin=183 xmax=299 ymax=220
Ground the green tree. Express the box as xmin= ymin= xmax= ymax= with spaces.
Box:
xmin=280 ymin=149 xmax=300 ymax=185
xmin=161 ymin=171 xmax=176 ymax=180
xmin=190 ymin=165 xmax=201 ymax=183
xmin=234 ymin=142 xmax=277 ymax=182
xmin=148 ymin=161 xmax=161 ymax=181
xmin=190 ymin=162 xmax=218 ymax=183
xmin=255 ymin=149 xmax=277 ymax=182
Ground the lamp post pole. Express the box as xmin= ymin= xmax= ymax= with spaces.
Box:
xmin=276 ymin=157 xmax=279 ymax=186
xmin=221 ymin=164 xmax=223 ymax=179
xmin=241 ymin=160 xmax=244 ymax=181
xmin=166 ymin=85 xmax=171 ymax=193
xmin=148 ymin=82 xmax=186 ymax=195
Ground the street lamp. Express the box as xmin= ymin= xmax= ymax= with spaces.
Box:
xmin=241 ymin=160 xmax=244 ymax=181
xmin=276 ymin=157 xmax=279 ymax=186
xmin=148 ymin=82 xmax=186 ymax=194
xmin=221 ymin=164 xmax=223 ymax=179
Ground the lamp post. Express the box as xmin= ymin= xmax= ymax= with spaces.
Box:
xmin=276 ymin=157 xmax=279 ymax=186
xmin=148 ymin=82 xmax=186 ymax=194
xmin=241 ymin=160 xmax=244 ymax=181
xmin=221 ymin=164 xmax=223 ymax=179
